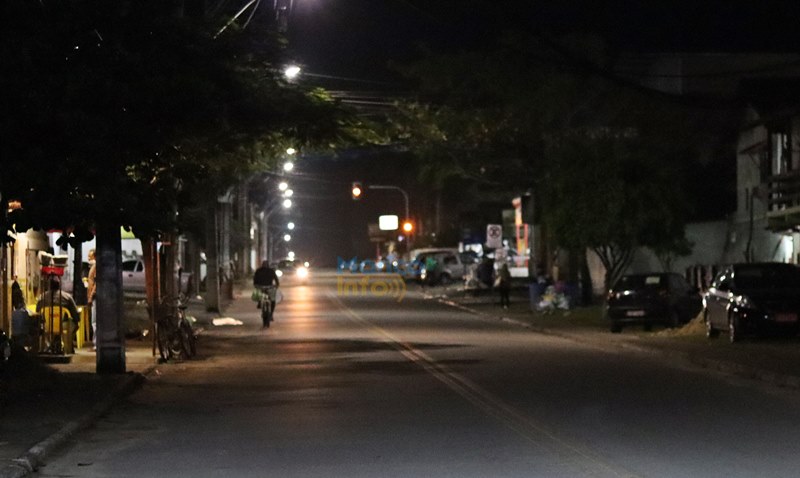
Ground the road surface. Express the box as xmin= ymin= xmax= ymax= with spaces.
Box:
xmin=38 ymin=271 xmax=800 ymax=477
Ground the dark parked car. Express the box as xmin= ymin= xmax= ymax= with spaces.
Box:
xmin=703 ymin=263 xmax=800 ymax=343
xmin=606 ymin=273 xmax=702 ymax=333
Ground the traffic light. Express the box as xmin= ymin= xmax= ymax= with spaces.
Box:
xmin=351 ymin=182 xmax=363 ymax=200
xmin=402 ymin=220 xmax=414 ymax=233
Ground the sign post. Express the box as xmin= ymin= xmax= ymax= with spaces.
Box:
xmin=486 ymin=224 xmax=503 ymax=250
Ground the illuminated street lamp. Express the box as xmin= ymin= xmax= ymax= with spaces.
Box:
xmin=278 ymin=181 xmax=289 ymax=191
xmin=287 ymin=222 xmax=295 ymax=230
xmin=284 ymin=65 xmax=301 ymax=80
xmin=283 ymin=161 xmax=294 ymax=173
xmin=286 ymin=147 xmax=297 ymax=155
xmin=282 ymin=198 xmax=292 ymax=209
xmin=283 ymin=234 xmax=292 ymax=242
xmin=283 ymin=189 xmax=294 ymax=198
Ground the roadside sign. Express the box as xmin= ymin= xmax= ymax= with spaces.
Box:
xmin=486 ymin=224 xmax=503 ymax=249
xmin=379 ymin=215 xmax=399 ymax=231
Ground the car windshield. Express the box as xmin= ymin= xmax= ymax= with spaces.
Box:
xmin=734 ymin=265 xmax=800 ymax=289
xmin=277 ymin=260 xmax=296 ymax=269
xmin=613 ymin=275 xmax=665 ymax=291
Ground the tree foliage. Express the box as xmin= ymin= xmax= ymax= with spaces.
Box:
xmin=391 ymin=33 xmax=720 ymax=288
xmin=0 ymin=0 xmax=362 ymax=242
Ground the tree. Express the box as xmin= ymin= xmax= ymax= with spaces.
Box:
xmin=390 ymin=32 xmax=718 ymax=291
xmin=0 ymin=0 xmax=366 ymax=372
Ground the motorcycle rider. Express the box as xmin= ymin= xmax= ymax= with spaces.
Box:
xmin=253 ymin=260 xmax=280 ymax=316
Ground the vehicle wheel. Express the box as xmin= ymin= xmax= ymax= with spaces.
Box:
xmin=668 ymin=311 xmax=681 ymax=328
xmin=180 ymin=322 xmax=196 ymax=358
xmin=1 ymin=337 xmax=10 ymax=364
xmin=728 ymin=313 xmax=742 ymax=344
xmin=610 ymin=321 xmax=622 ymax=333
xmin=156 ymin=321 xmax=171 ymax=361
xmin=261 ymin=305 xmax=272 ymax=328
xmin=705 ymin=310 xmax=719 ymax=339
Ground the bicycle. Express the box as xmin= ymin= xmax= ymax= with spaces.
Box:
xmin=258 ymin=286 xmax=276 ymax=328
xmin=156 ymin=294 xmax=196 ymax=361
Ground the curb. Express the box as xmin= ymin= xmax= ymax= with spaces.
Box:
xmin=438 ymin=298 xmax=800 ymax=391
xmin=0 ymin=364 xmax=157 ymax=478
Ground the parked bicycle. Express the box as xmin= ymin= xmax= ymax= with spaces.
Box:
xmin=156 ymin=294 xmax=196 ymax=362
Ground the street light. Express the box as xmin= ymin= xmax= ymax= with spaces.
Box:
xmin=284 ymin=65 xmax=301 ymax=81
xmin=282 ymin=199 xmax=292 ymax=208
xmin=283 ymin=161 xmax=294 ymax=173
xmin=351 ymin=182 xmax=363 ymax=200
xmin=283 ymin=189 xmax=294 ymax=198
xmin=286 ymin=147 xmax=297 ymax=155
xmin=283 ymin=234 xmax=292 ymax=242
xmin=287 ymin=222 xmax=295 ymax=230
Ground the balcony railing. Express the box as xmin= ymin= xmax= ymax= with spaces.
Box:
xmin=766 ymin=170 xmax=800 ymax=230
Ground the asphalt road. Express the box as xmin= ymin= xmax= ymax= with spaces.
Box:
xmin=37 ymin=272 xmax=800 ymax=477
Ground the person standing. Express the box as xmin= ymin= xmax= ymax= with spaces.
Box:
xmin=498 ymin=263 xmax=512 ymax=309
xmin=424 ymin=254 xmax=440 ymax=286
xmin=86 ymin=249 xmax=97 ymax=349
xmin=36 ymin=279 xmax=82 ymax=341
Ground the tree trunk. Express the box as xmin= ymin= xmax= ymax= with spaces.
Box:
xmin=95 ymin=222 xmax=126 ymax=374
xmin=593 ymin=244 xmax=634 ymax=293
xmin=580 ymin=249 xmax=593 ymax=306
xmin=142 ymin=238 xmax=159 ymax=357
xmin=72 ymin=241 xmax=87 ymax=305
xmin=205 ymin=202 xmax=220 ymax=312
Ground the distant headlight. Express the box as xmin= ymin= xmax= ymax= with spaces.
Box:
xmin=275 ymin=270 xmax=284 ymax=278
xmin=296 ymin=266 xmax=309 ymax=279
xmin=736 ymin=295 xmax=757 ymax=309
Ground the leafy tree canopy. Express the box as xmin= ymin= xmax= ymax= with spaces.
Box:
xmin=0 ymin=0 xmax=368 ymax=242
xmin=390 ymin=32 xmax=731 ymax=285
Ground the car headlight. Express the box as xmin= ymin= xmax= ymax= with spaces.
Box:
xmin=275 ymin=270 xmax=283 ymax=278
xmin=736 ymin=295 xmax=757 ymax=309
xmin=296 ymin=266 xmax=309 ymax=279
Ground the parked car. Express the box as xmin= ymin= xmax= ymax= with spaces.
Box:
xmin=274 ymin=259 xmax=310 ymax=284
xmin=122 ymin=258 xmax=192 ymax=295
xmin=417 ymin=249 xmax=477 ymax=285
xmin=704 ymin=263 xmax=800 ymax=343
xmin=606 ymin=273 xmax=702 ymax=333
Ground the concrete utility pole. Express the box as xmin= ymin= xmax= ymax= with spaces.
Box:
xmin=95 ymin=223 xmax=126 ymax=374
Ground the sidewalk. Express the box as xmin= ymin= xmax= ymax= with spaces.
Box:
xmin=0 ymin=292 xmax=232 ymax=478
xmin=428 ymin=285 xmax=800 ymax=389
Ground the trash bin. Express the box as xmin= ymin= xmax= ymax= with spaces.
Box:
xmin=528 ymin=283 xmax=541 ymax=311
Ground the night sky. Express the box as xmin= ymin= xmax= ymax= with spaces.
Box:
xmin=279 ymin=1 xmax=800 ymax=265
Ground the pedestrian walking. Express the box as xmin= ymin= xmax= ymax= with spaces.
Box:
xmin=497 ymin=263 xmax=511 ymax=309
